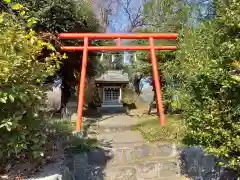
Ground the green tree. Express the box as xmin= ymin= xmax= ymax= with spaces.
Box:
xmin=16 ymin=0 xmax=98 ymax=33
xmin=142 ymin=0 xmax=189 ymax=33
xmin=15 ymin=0 xmax=103 ymax=81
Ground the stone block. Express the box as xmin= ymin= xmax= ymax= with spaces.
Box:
xmin=135 ymin=161 xmax=161 ymax=179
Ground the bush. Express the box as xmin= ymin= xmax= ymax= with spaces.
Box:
xmin=165 ymin=0 xmax=240 ymax=169
xmin=0 ymin=4 xmax=62 ymax=171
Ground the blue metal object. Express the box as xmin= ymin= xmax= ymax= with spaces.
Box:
xmin=73 ymin=131 xmax=84 ymax=138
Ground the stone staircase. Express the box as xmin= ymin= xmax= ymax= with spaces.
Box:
xmin=71 ymin=114 xmax=181 ymax=180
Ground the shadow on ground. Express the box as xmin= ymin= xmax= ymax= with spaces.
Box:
xmin=67 ymin=141 xmax=113 ymax=180
xmin=64 ymin=118 xmax=114 ymax=180
xmin=179 ymin=147 xmax=239 ymax=180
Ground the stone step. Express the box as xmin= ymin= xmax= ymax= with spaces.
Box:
xmin=110 ymin=144 xmax=178 ymax=165
xmin=71 ymin=142 xmax=178 ymax=170
xmin=74 ymin=157 xmax=180 ymax=180
xmin=92 ymin=142 xmax=178 ymax=166
xmin=90 ymin=125 xmax=137 ymax=134
xmin=94 ymin=131 xmax=145 ymax=145
xmin=87 ymin=120 xmax=152 ymax=134
xmin=105 ymin=160 xmax=180 ymax=180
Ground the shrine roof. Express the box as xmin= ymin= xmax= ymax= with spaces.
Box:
xmin=95 ymin=70 xmax=129 ymax=84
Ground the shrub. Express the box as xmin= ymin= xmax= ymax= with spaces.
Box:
xmin=165 ymin=0 xmax=240 ymax=169
xmin=0 ymin=3 xmax=62 ymax=171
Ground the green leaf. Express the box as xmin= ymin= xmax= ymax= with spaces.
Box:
xmin=26 ymin=17 xmax=38 ymax=27
xmin=6 ymin=122 xmax=12 ymax=131
xmin=8 ymin=95 xmax=14 ymax=102
xmin=62 ymin=53 xmax=68 ymax=59
xmin=3 ymin=67 xmax=9 ymax=73
xmin=46 ymin=43 xmax=55 ymax=51
xmin=20 ymin=10 xmax=26 ymax=16
xmin=0 ymin=98 xmax=7 ymax=103
xmin=11 ymin=3 xmax=24 ymax=10
xmin=0 ymin=14 xmax=3 ymax=24
xmin=3 ymin=0 xmax=11 ymax=3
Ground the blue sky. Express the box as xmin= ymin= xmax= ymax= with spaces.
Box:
xmin=107 ymin=0 xmax=142 ymax=33
xmin=105 ymin=0 xmax=143 ymax=64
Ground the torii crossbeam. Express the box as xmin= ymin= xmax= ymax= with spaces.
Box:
xmin=58 ymin=33 xmax=178 ymax=132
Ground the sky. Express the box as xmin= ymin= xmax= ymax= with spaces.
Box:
xmin=107 ymin=0 xmax=144 ymax=33
xmin=105 ymin=0 xmax=150 ymax=88
xmin=105 ymin=0 xmax=144 ymax=64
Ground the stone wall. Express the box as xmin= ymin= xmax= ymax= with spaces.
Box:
xmin=180 ymin=147 xmax=238 ymax=180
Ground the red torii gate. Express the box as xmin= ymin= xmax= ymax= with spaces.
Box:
xmin=58 ymin=33 xmax=177 ymax=132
